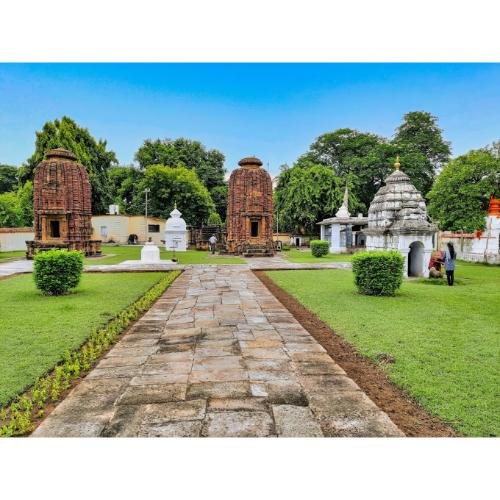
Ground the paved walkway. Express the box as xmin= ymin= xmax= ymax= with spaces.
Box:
xmin=33 ymin=265 xmax=402 ymax=437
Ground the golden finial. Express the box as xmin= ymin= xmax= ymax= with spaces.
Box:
xmin=174 ymin=202 xmax=177 ymax=209
xmin=394 ymin=155 xmax=401 ymax=170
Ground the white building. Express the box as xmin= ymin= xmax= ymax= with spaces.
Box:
xmin=438 ymin=198 xmax=500 ymax=264
xmin=317 ymin=186 xmax=368 ymax=253
xmin=165 ymin=206 xmax=188 ymax=252
xmin=365 ymin=158 xmax=437 ymax=277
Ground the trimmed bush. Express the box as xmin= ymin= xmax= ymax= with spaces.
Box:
xmin=34 ymin=250 xmax=84 ymax=295
xmin=352 ymin=250 xmax=404 ymax=296
xmin=310 ymin=240 xmax=330 ymax=257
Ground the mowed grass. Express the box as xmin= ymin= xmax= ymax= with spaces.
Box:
xmin=0 ymin=272 xmax=169 ymax=406
xmin=0 ymin=250 xmax=25 ymax=261
xmin=85 ymin=245 xmax=245 ymax=265
xmin=266 ymin=262 xmax=500 ymax=437
xmin=283 ymin=248 xmax=353 ymax=263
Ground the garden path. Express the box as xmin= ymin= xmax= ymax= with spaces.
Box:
xmin=33 ymin=264 xmax=401 ymax=437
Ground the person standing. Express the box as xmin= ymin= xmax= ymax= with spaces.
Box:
xmin=444 ymin=242 xmax=456 ymax=286
xmin=208 ymin=234 xmax=217 ymax=254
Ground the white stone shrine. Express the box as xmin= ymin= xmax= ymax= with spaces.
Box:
xmin=318 ymin=186 xmax=368 ymax=253
xmin=165 ymin=205 xmax=187 ymax=252
xmin=365 ymin=157 xmax=438 ymax=277
xmin=140 ymin=239 xmax=161 ymax=262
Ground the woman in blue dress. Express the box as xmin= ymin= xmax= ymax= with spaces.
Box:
xmin=444 ymin=242 xmax=456 ymax=286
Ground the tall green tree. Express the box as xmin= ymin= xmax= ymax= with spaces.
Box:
xmin=427 ymin=147 xmax=500 ymax=232
xmin=135 ymin=138 xmax=227 ymax=219
xmin=16 ymin=181 xmax=33 ymax=227
xmin=0 ymin=192 xmax=20 ymax=227
xmin=393 ymin=111 xmax=451 ymax=195
xmin=299 ymin=128 xmax=394 ymax=212
xmin=274 ymin=163 xmax=345 ymax=235
xmin=0 ymin=165 xmax=19 ymax=194
xmin=130 ymin=164 xmax=215 ymax=226
xmin=108 ymin=166 xmax=144 ymax=214
xmin=20 ymin=116 xmax=118 ymax=214
xmin=135 ymin=138 xmax=226 ymax=189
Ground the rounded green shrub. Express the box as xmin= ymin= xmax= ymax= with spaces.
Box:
xmin=310 ymin=240 xmax=330 ymax=257
xmin=352 ymin=250 xmax=404 ymax=296
xmin=34 ymin=250 xmax=84 ymax=295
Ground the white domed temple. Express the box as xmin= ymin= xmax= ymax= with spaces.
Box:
xmin=365 ymin=157 xmax=438 ymax=277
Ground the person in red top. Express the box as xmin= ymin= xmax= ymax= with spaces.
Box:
xmin=428 ymin=250 xmax=445 ymax=278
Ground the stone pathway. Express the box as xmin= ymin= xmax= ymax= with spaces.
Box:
xmin=33 ymin=265 xmax=402 ymax=437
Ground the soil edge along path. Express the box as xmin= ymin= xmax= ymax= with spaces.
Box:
xmin=254 ymin=270 xmax=457 ymax=437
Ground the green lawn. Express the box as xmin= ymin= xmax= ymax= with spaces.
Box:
xmin=266 ymin=262 xmax=500 ymax=437
xmin=0 ymin=272 xmax=170 ymax=406
xmin=0 ymin=250 xmax=25 ymax=261
xmin=283 ymin=248 xmax=353 ymax=263
xmin=85 ymin=245 xmax=245 ymax=265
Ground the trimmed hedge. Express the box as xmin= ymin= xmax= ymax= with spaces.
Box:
xmin=0 ymin=271 xmax=181 ymax=437
xmin=310 ymin=240 xmax=330 ymax=257
xmin=34 ymin=250 xmax=83 ymax=295
xmin=352 ymin=250 xmax=404 ymax=296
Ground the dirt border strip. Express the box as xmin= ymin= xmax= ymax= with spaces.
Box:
xmin=254 ymin=270 xmax=457 ymax=437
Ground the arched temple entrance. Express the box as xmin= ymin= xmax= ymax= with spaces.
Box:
xmin=408 ymin=241 xmax=424 ymax=277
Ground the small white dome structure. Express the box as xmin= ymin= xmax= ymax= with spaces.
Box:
xmin=165 ymin=205 xmax=188 ymax=252
xmin=365 ymin=157 xmax=437 ymax=277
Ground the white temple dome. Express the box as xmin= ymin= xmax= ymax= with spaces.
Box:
xmin=367 ymin=167 xmax=436 ymax=233
xmin=165 ymin=206 xmax=186 ymax=231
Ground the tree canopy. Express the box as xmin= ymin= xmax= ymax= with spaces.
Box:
xmin=393 ymin=111 xmax=451 ymax=195
xmin=0 ymin=165 xmax=19 ymax=194
xmin=274 ymin=163 xmax=345 ymax=234
xmin=135 ymin=138 xmax=227 ymax=220
xmin=427 ymin=147 xmax=500 ymax=232
xmin=0 ymin=181 xmax=33 ymax=228
xmin=20 ymin=116 xmax=118 ymax=214
xmin=129 ymin=164 xmax=215 ymax=226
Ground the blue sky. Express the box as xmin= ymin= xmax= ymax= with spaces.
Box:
xmin=0 ymin=63 xmax=499 ymax=176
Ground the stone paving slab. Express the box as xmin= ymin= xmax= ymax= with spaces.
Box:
xmin=32 ymin=264 xmax=403 ymax=437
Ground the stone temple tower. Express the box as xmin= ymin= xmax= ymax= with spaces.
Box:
xmin=365 ymin=157 xmax=437 ymax=277
xmin=226 ymin=156 xmax=274 ymax=256
xmin=26 ymin=148 xmax=101 ymax=258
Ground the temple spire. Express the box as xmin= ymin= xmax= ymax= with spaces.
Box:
xmin=335 ymin=184 xmax=351 ymax=218
xmin=394 ymin=155 xmax=401 ymax=170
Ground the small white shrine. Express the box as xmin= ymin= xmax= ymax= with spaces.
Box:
xmin=318 ymin=186 xmax=368 ymax=253
xmin=165 ymin=205 xmax=188 ymax=252
xmin=140 ymin=238 xmax=161 ymax=262
xmin=365 ymin=157 xmax=438 ymax=277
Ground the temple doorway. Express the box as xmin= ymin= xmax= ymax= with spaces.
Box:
xmin=408 ymin=241 xmax=424 ymax=276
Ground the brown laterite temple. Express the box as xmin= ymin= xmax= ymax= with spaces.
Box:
xmin=26 ymin=148 xmax=101 ymax=258
xmin=226 ymin=156 xmax=274 ymax=256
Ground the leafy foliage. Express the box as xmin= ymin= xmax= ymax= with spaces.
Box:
xmin=274 ymin=163 xmax=344 ymax=234
xmin=427 ymin=148 xmax=500 ymax=231
xmin=352 ymin=250 xmax=404 ymax=296
xmin=209 ymin=184 xmax=228 ymax=221
xmin=0 ymin=192 xmax=20 ymax=227
xmin=107 ymin=165 xmax=144 ymax=213
xmin=207 ymin=212 xmax=222 ymax=225
xmin=0 ymin=182 xmax=33 ymax=227
xmin=310 ymin=240 xmax=329 ymax=257
xmin=0 ymin=165 xmax=18 ymax=194
xmin=130 ymin=164 xmax=215 ymax=225
xmin=33 ymin=250 xmax=84 ymax=295
xmin=20 ymin=116 xmax=118 ymax=214
xmin=135 ymin=138 xmax=225 ymax=186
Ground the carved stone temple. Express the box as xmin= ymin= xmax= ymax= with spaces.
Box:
xmin=226 ymin=156 xmax=274 ymax=256
xmin=26 ymin=148 xmax=101 ymax=259
xmin=365 ymin=157 xmax=437 ymax=277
